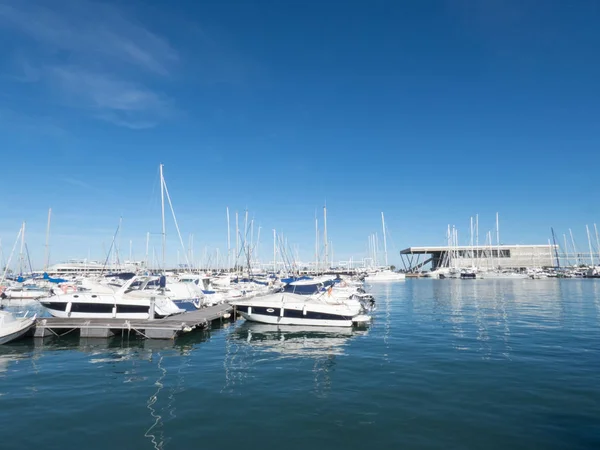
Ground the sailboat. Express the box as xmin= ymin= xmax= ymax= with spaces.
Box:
xmin=364 ymin=212 xmax=405 ymax=282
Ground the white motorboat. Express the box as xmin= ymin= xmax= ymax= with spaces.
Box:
xmin=477 ymin=270 xmax=528 ymax=280
xmin=38 ymin=276 xmax=184 ymax=319
xmin=230 ymin=292 xmax=371 ymax=327
xmin=0 ymin=310 xmax=36 ymax=344
xmin=1 ymin=284 xmax=48 ymax=300
xmin=364 ymin=269 xmax=406 ymax=282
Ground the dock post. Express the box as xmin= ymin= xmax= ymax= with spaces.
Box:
xmin=149 ymin=297 xmax=155 ymax=321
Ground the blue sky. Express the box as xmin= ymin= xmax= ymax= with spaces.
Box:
xmin=0 ymin=0 xmax=599 ymax=269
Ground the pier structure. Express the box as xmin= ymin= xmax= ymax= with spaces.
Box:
xmin=33 ymin=303 xmax=233 ymax=340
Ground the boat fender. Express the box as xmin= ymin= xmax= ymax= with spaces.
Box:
xmin=65 ymin=302 xmax=72 ymax=317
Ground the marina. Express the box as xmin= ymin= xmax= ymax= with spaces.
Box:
xmin=1 ymin=1 xmax=599 ymax=448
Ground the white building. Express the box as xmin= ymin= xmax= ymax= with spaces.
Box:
xmin=400 ymin=244 xmax=558 ymax=271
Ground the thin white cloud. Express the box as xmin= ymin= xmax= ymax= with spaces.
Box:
xmin=0 ymin=0 xmax=178 ymax=75
xmin=61 ymin=177 xmax=94 ymax=190
xmin=49 ymin=66 xmax=171 ymax=128
xmin=0 ymin=0 xmax=178 ymax=128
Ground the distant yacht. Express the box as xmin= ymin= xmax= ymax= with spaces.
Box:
xmin=364 ymin=268 xmax=405 ymax=282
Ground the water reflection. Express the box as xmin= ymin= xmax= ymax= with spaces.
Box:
xmin=425 ymin=279 xmax=600 ymax=360
xmin=223 ymin=322 xmax=367 ymax=396
xmin=0 ymin=350 xmax=30 ymax=375
xmin=0 ymin=333 xmax=210 ymax=450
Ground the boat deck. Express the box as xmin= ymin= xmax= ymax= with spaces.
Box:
xmin=33 ymin=303 xmax=234 ymax=339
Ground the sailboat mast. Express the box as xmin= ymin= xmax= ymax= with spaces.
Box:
xmin=160 ymin=164 xmax=166 ymax=270
xmin=569 ymin=228 xmax=579 ymax=266
xmin=256 ymin=226 xmax=261 ymax=265
xmin=381 ymin=212 xmax=388 ymax=267
xmin=323 ymin=205 xmax=328 ymax=270
xmin=374 ymin=232 xmax=379 ymax=267
xmin=563 ymin=234 xmax=569 ymax=266
xmin=244 ymin=209 xmax=249 ymax=259
xmin=496 ymin=212 xmax=500 ymax=255
xmin=595 ymin=224 xmax=600 ymax=265
xmin=226 ymin=207 xmax=231 ymax=271
xmin=250 ymin=219 xmax=254 ymax=263
xmin=475 ymin=214 xmax=479 ymax=269
xmin=19 ymin=221 xmax=25 ymax=275
xmin=273 ymin=229 xmax=277 ymax=273
xmin=235 ymin=211 xmax=239 ymax=270
xmin=470 ymin=216 xmax=474 ymax=262
xmin=586 ymin=225 xmax=594 ymax=267
xmin=145 ymin=232 xmax=150 ymax=269
xmin=551 ymin=227 xmax=560 ymax=268
xmin=315 ymin=216 xmax=319 ymax=273
xmin=44 ymin=208 xmax=52 ymax=271
xmin=1 ymin=227 xmax=23 ymax=285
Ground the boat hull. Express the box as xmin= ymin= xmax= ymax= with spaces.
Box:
xmin=235 ymin=304 xmax=356 ymax=327
xmin=364 ymin=271 xmax=406 ymax=282
xmin=0 ymin=320 xmax=34 ymax=345
xmin=237 ymin=310 xmax=354 ymax=327
xmin=3 ymin=290 xmax=47 ymax=299
xmin=39 ymin=298 xmax=180 ymax=319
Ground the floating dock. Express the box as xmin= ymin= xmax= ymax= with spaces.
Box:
xmin=33 ymin=303 xmax=234 ymax=340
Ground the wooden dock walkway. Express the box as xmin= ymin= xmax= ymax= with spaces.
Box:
xmin=33 ymin=303 xmax=234 ymax=340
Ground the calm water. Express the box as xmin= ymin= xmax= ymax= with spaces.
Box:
xmin=1 ymin=280 xmax=599 ymax=450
